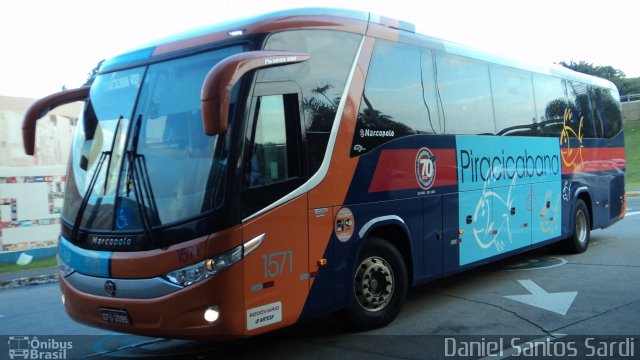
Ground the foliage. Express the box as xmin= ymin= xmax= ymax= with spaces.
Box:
xmin=624 ymin=121 xmax=640 ymax=190
xmin=0 ymin=256 xmax=57 ymax=274
xmin=559 ymin=61 xmax=640 ymax=96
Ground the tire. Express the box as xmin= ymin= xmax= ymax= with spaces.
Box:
xmin=337 ymin=237 xmax=408 ymax=331
xmin=562 ymin=199 xmax=590 ymax=253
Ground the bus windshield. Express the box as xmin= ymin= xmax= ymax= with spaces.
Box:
xmin=62 ymin=45 xmax=244 ymax=233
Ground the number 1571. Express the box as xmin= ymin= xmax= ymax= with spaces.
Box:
xmin=262 ymin=250 xmax=293 ymax=278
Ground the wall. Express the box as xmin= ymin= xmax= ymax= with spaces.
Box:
xmin=0 ymin=96 xmax=82 ymax=264
xmin=622 ymin=100 xmax=640 ymax=123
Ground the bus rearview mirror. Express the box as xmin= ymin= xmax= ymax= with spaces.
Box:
xmin=22 ymin=86 xmax=90 ymax=155
xmin=201 ymin=50 xmax=310 ymax=135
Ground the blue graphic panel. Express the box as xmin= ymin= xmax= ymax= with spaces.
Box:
xmin=492 ymin=184 xmax=532 ymax=253
xmin=459 ymin=189 xmax=492 ymax=265
xmin=531 ymin=181 xmax=562 ymax=243
xmin=58 ymin=236 xmax=111 ymax=277
xmin=459 ymin=184 xmax=535 ymax=266
xmin=457 ymin=136 xmax=560 ymax=265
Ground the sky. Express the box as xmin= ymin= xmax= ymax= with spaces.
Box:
xmin=2 ymin=0 xmax=639 ymax=99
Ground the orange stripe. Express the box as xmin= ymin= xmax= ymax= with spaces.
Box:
xmin=561 ymin=147 xmax=626 ymax=174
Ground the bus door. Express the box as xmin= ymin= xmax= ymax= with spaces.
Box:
xmin=240 ymin=82 xmax=310 ymax=335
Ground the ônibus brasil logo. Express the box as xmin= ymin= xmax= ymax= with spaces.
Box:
xmin=7 ymin=336 xmax=73 ymax=359
xmin=415 ymin=147 xmax=439 ymax=190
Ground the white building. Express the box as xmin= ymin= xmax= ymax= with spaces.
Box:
xmin=0 ymin=95 xmax=82 ymax=264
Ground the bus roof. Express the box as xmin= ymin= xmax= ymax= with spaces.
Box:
xmin=99 ymin=7 xmax=616 ymax=92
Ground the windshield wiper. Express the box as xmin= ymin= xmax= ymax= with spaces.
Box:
xmin=70 ymin=116 xmax=125 ymax=242
xmin=126 ymin=114 xmax=160 ymax=243
xmin=103 ymin=116 xmax=123 ymax=194
xmin=71 ymin=151 xmax=109 ymax=241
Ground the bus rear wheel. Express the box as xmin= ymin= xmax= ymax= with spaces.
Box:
xmin=562 ymin=199 xmax=590 ymax=253
xmin=337 ymin=237 xmax=407 ymax=331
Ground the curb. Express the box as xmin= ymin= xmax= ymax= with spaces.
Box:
xmin=0 ymin=273 xmax=59 ymax=290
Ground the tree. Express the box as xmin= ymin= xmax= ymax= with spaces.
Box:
xmin=559 ymin=60 xmax=640 ymax=96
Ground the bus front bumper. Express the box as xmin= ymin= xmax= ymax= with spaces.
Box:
xmin=58 ymin=264 xmax=246 ymax=341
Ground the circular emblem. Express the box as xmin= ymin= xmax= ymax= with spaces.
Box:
xmin=334 ymin=207 xmax=355 ymax=242
xmin=104 ymin=280 xmax=117 ymax=297
xmin=359 ymin=129 xmax=365 ymax=138
xmin=415 ymin=147 xmax=438 ymax=190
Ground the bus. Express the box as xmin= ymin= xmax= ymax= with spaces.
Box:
xmin=23 ymin=8 xmax=625 ymax=339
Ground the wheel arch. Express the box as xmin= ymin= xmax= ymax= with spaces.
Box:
xmin=357 ymin=216 xmax=414 ymax=286
xmin=573 ymin=186 xmax=593 ymax=230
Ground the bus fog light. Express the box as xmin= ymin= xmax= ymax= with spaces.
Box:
xmin=61 ymin=294 xmax=66 ymax=305
xmin=204 ymin=306 xmax=220 ymax=323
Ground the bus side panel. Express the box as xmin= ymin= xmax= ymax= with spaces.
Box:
xmin=531 ymin=181 xmax=562 ymax=244
xmin=610 ymin=174 xmax=625 ymax=220
xmin=341 ymin=134 xmax=458 ymax=281
xmin=302 ymin=207 xmax=336 ymax=319
xmin=331 ymin=198 xmax=423 ymax=309
xmin=443 ymin=193 xmax=461 ymax=274
xmin=559 ymin=134 xmax=626 ymax=233
xmin=241 ymin=195 xmax=309 ymax=336
xmin=459 ymin=189 xmax=493 ymax=265
xmin=422 ymin=194 xmax=443 ymax=282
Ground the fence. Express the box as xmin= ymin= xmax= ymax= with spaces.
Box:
xmin=620 ymin=94 xmax=640 ymax=103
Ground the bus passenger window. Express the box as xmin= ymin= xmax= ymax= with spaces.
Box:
xmin=568 ymin=81 xmax=597 ymax=138
xmin=490 ymin=65 xmax=536 ymax=136
xmin=593 ymin=88 xmax=623 ymax=138
xmin=350 ymin=40 xmax=438 ymax=156
xmin=435 ymin=52 xmax=495 ymax=135
xmin=532 ymin=74 xmax=567 ymax=137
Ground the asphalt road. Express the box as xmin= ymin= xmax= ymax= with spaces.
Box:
xmin=1 ymin=198 xmax=639 ymax=359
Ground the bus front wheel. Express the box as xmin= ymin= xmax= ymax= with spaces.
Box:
xmin=338 ymin=237 xmax=408 ymax=331
xmin=562 ymin=199 xmax=591 ymax=253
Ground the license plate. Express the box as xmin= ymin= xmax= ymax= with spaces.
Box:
xmin=100 ymin=307 xmax=131 ymax=325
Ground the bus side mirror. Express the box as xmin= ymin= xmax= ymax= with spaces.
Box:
xmin=22 ymin=86 xmax=90 ymax=155
xmin=201 ymin=50 xmax=310 ymax=135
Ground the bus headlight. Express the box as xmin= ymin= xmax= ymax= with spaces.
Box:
xmin=57 ymin=255 xmax=75 ymax=277
xmin=162 ymin=245 xmax=242 ymax=287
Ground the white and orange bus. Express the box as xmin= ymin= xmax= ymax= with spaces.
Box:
xmin=23 ymin=8 xmax=625 ymax=339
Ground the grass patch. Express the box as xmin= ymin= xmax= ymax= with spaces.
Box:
xmin=0 ymin=256 xmax=57 ymax=274
xmin=625 ymin=121 xmax=640 ymax=190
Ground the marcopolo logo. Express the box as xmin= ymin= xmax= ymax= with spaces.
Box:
xmin=416 ymin=147 xmax=439 ymax=190
xmin=90 ymin=236 xmax=133 ymax=247
xmin=8 ymin=336 xmax=72 ymax=359
xmin=359 ymin=128 xmax=395 ymax=138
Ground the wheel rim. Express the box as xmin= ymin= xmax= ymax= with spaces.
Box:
xmin=576 ymin=209 xmax=587 ymax=244
xmin=354 ymin=256 xmax=394 ymax=312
